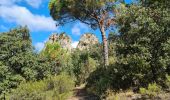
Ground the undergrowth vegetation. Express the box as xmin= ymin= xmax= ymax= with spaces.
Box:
xmin=9 ymin=73 xmax=74 ymax=100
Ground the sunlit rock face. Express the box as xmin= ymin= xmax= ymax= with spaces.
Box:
xmin=49 ymin=33 xmax=72 ymax=52
xmin=49 ymin=34 xmax=59 ymax=43
xmin=77 ymin=33 xmax=99 ymax=50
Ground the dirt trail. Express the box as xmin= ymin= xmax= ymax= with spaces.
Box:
xmin=67 ymin=85 xmax=99 ymax=100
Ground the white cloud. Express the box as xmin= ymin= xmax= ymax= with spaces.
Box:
xmin=78 ymin=22 xmax=89 ymax=30
xmin=0 ymin=0 xmax=21 ymax=6
xmin=34 ymin=37 xmax=49 ymax=52
xmin=71 ymin=41 xmax=79 ymax=48
xmin=35 ymin=42 xmax=44 ymax=52
xmin=71 ymin=22 xmax=89 ymax=36
xmin=25 ymin=0 xmax=42 ymax=8
xmin=0 ymin=0 xmax=43 ymax=8
xmin=72 ymin=26 xmax=81 ymax=36
xmin=0 ymin=5 xmax=57 ymax=32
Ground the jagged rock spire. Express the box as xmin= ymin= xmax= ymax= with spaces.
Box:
xmin=77 ymin=33 xmax=99 ymax=50
xmin=49 ymin=33 xmax=59 ymax=43
xmin=48 ymin=33 xmax=72 ymax=52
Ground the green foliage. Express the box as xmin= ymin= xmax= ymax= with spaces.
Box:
xmin=86 ymin=1 xmax=169 ymax=97
xmin=40 ymin=41 xmax=73 ymax=75
xmin=165 ymin=75 xmax=170 ymax=90
xmin=0 ymin=0 xmax=169 ymax=99
xmin=0 ymin=27 xmax=36 ymax=95
xmin=86 ymin=67 xmax=111 ymax=96
xmin=0 ymin=27 xmax=55 ymax=96
xmin=9 ymin=73 xmax=74 ymax=100
xmin=72 ymin=49 xmax=98 ymax=85
xmin=108 ymin=32 xmax=117 ymax=64
xmin=139 ymin=83 xmax=161 ymax=97
xmin=48 ymin=0 xmax=120 ymax=66
xmin=115 ymin=2 xmax=169 ymax=87
xmin=41 ymin=42 xmax=61 ymax=59
xmin=0 ymin=27 xmax=75 ymax=98
xmin=48 ymin=0 xmax=116 ymax=28
xmin=160 ymin=38 xmax=170 ymax=75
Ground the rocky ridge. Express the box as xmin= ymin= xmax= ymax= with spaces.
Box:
xmin=48 ymin=33 xmax=99 ymax=51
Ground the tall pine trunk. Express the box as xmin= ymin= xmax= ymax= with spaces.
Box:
xmin=100 ymin=25 xmax=109 ymax=66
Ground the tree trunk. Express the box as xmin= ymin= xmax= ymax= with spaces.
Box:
xmin=100 ymin=25 xmax=109 ymax=66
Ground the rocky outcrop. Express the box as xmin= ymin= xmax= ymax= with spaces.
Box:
xmin=48 ymin=33 xmax=99 ymax=51
xmin=48 ymin=33 xmax=72 ymax=51
xmin=77 ymin=33 xmax=99 ymax=50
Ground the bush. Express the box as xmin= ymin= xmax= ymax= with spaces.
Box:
xmin=9 ymin=73 xmax=75 ymax=100
xmin=165 ymin=75 xmax=170 ymax=91
xmin=105 ymin=89 xmax=135 ymax=100
xmin=47 ymin=73 xmax=75 ymax=98
xmin=139 ymin=83 xmax=161 ymax=98
xmin=86 ymin=64 xmax=134 ymax=97
xmin=86 ymin=67 xmax=111 ymax=96
xmin=72 ymin=50 xmax=98 ymax=85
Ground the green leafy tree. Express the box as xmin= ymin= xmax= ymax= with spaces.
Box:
xmin=116 ymin=1 xmax=169 ymax=86
xmin=0 ymin=27 xmax=38 ymax=95
xmin=41 ymin=42 xmax=73 ymax=75
xmin=86 ymin=1 xmax=169 ymax=96
xmin=48 ymin=0 xmax=119 ymax=66
xmin=0 ymin=27 xmax=53 ymax=96
xmin=108 ymin=32 xmax=118 ymax=64
xmin=72 ymin=48 xmax=98 ymax=85
xmin=161 ymin=39 xmax=170 ymax=75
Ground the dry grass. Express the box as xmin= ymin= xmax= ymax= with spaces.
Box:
xmin=105 ymin=89 xmax=170 ymax=100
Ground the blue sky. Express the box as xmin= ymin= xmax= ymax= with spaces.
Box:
xmin=0 ymin=0 xmax=132 ymax=52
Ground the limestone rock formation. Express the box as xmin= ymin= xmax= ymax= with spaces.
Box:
xmin=77 ymin=33 xmax=99 ymax=50
xmin=48 ymin=33 xmax=72 ymax=51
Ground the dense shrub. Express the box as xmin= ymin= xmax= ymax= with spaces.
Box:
xmin=139 ymin=83 xmax=161 ymax=98
xmin=86 ymin=66 xmax=112 ymax=96
xmin=165 ymin=75 xmax=170 ymax=91
xmin=0 ymin=27 xmax=37 ymax=96
xmin=40 ymin=42 xmax=73 ymax=75
xmin=72 ymin=49 xmax=98 ymax=85
xmin=86 ymin=63 xmax=136 ymax=96
xmin=9 ymin=73 xmax=75 ymax=100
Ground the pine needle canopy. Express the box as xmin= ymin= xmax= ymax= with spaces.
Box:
xmin=49 ymin=0 xmax=118 ymax=29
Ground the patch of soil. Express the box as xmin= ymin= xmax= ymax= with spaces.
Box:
xmin=67 ymin=86 xmax=99 ymax=100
